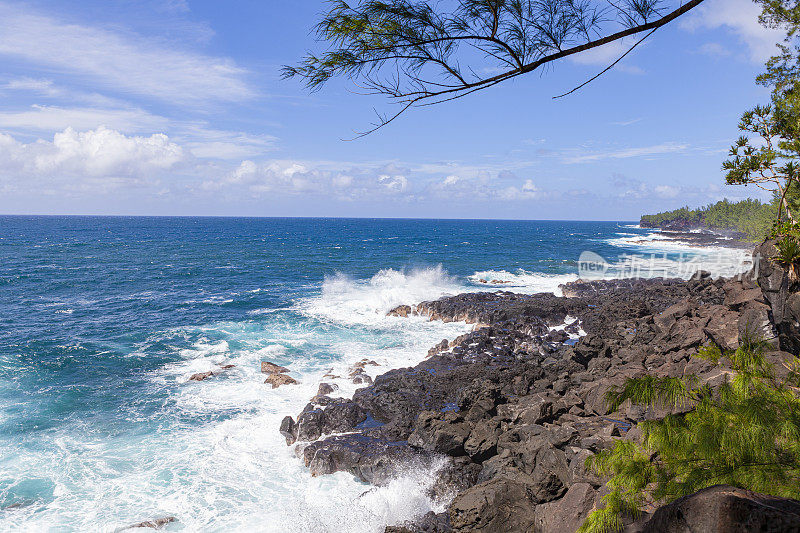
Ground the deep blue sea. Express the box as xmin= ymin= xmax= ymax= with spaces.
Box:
xmin=0 ymin=216 xmax=751 ymax=532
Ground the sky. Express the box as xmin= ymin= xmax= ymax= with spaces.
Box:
xmin=0 ymin=0 xmax=788 ymax=219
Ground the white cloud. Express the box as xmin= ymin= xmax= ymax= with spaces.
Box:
xmin=654 ymin=184 xmax=680 ymax=198
xmin=610 ymin=118 xmax=643 ymax=127
xmin=567 ymin=38 xmax=644 ymax=73
xmin=178 ymin=127 xmax=277 ymax=159
xmin=0 ymin=3 xmax=253 ymax=106
xmin=2 ymin=77 xmax=59 ymax=96
xmin=379 ymin=174 xmax=409 ymax=193
xmin=0 ymin=105 xmax=169 ymax=132
xmin=0 ymin=126 xmax=187 ymax=184
xmin=570 ymin=39 xmax=630 ymax=66
xmin=497 ymin=179 xmax=543 ymax=200
xmin=565 ymin=142 xmax=689 ymax=163
xmin=682 ymin=0 xmax=784 ymax=62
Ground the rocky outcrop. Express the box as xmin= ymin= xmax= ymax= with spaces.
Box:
xmin=261 ymin=361 xmax=289 ymax=374
xmin=755 ymin=240 xmax=800 ymax=354
xmin=278 ymin=272 xmax=796 ymax=532
xmin=641 ymin=485 xmax=800 ymax=532
xmin=188 ymin=363 xmax=236 ymax=382
xmin=264 ymin=373 xmax=297 ymax=388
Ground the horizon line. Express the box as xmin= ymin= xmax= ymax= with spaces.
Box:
xmin=0 ymin=213 xmax=641 ymax=223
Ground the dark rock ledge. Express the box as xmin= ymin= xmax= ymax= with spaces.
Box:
xmin=279 ymin=267 xmax=800 ymax=532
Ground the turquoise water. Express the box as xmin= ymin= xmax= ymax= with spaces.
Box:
xmin=0 ymin=217 xmax=749 ymax=532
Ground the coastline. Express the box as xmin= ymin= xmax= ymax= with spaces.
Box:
xmin=277 ymin=233 xmax=768 ymax=532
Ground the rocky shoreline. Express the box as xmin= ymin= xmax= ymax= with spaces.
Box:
xmin=278 ymin=242 xmax=800 ymax=532
xmin=637 ymin=220 xmax=753 ymax=248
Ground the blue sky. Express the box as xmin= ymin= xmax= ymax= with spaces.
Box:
xmin=0 ymin=0 xmax=787 ymax=219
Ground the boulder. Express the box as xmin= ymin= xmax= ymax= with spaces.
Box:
xmin=301 ymin=433 xmax=424 ymax=484
xmin=534 ymin=482 xmax=597 ymax=533
xmin=317 ymin=382 xmax=337 ymax=396
xmin=642 ymin=485 xmax=800 ymax=533
xmin=264 ymin=373 xmax=297 ymax=388
xmin=295 ymin=399 xmax=368 ymax=441
xmin=385 ymin=512 xmax=451 ymax=533
xmin=120 ymin=516 xmax=176 ymax=530
xmin=409 ymin=411 xmax=471 ymax=457
xmin=189 ymin=371 xmax=213 ymax=382
xmin=387 ymin=305 xmax=412 ymax=317
xmin=261 ymin=361 xmax=289 ymax=374
xmin=448 ymin=477 xmax=537 ymax=532
xmin=280 ymin=416 xmax=298 ymax=445
xmin=704 ymin=310 xmax=741 ymax=351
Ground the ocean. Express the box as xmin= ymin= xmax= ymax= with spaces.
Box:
xmin=0 ymin=216 xmax=751 ymax=532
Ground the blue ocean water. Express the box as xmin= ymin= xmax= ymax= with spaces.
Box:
xmin=0 ymin=216 xmax=749 ymax=532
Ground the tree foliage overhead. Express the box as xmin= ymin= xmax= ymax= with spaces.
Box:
xmin=283 ymin=0 xmax=706 ymax=135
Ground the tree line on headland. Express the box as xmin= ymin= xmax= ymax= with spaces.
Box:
xmin=640 ymin=197 xmax=783 ymax=242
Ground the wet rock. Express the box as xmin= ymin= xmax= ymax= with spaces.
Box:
xmin=352 ymin=373 xmax=373 ymax=385
xmin=261 ymin=361 xmax=289 ymax=374
xmin=385 ymin=512 xmax=451 ymax=533
xmin=642 ymin=484 xmax=800 ymax=532
xmin=264 ymin=373 xmax=297 ymax=388
xmin=317 ymin=382 xmax=338 ymax=396
xmin=301 ymin=433 xmax=425 ymax=484
xmin=119 ymin=516 xmax=176 ymax=530
xmin=428 ymin=339 xmax=450 ymax=358
xmin=296 ymin=398 xmax=367 ymax=441
xmin=189 ymin=371 xmax=213 ymax=381
xmin=280 ymin=416 xmax=298 ymax=445
xmin=387 ymin=305 xmax=412 ymax=317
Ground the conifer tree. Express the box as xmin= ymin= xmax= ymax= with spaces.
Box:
xmin=579 ymin=330 xmax=800 ymax=532
xmin=283 ymin=0 xmax=706 ymax=135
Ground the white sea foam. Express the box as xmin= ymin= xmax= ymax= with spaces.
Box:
xmin=468 ymin=269 xmax=578 ymax=295
xmin=602 ymin=231 xmax=753 ymax=279
xmin=302 ymin=266 xmax=463 ymax=326
xmin=1 ymin=268 xmax=473 ymax=532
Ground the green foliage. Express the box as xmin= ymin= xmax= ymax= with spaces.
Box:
xmin=580 ymin=332 xmax=800 ymax=533
xmin=774 ymin=235 xmax=800 ymax=279
xmin=721 ymin=0 xmax=800 ymax=226
xmin=283 ymin=0 xmax=705 ymax=134
xmin=640 ymin=198 xmax=775 ymax=241
xmin=723 ymin=104 xmax=800 ymax=224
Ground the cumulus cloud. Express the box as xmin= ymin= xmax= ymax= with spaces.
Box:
xmin=203 ymin=160 xmax=414 ymax=199
xmin=497 ymin=179 xmax=542 ymax=200
xmin=0 ymin=126 xmax=187 ymax=186
xmin=682 ymin=0 xmax=784 ymax=62
xmin=0 ymin=3 xmax=253 ymax=106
